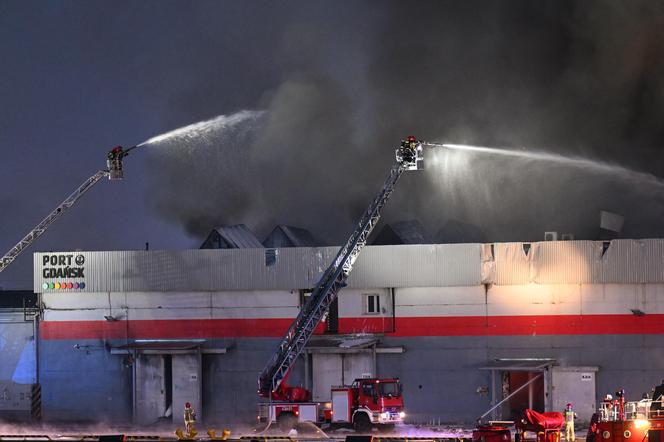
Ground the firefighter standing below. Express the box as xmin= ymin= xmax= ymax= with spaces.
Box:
xmin=564 ymin=403 xmax=577 ymax=442
xmin=184 ymin=402 xmax=197 ymax=438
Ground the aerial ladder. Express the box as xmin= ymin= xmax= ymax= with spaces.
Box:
xmin=258 ymin=136 xmax=424 ymax=399
xmin=0 ymin=145 xmax=137 ymax=273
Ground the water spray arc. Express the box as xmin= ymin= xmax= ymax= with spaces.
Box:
xmin=0 ymin=110 xmax=264 ymax=275
xmin=137 ymin=110 xmax=265 ymax=147
xmin=422 ymin=142 xmax=664 ymax=189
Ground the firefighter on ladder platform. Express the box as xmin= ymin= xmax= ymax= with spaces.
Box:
xmin=400 ymin=135 xmax=418 ymax=162
xmin=107 ymin=145 xmax=131 ymax=179
xmin=564 ymin=403 xmax=577 ymax=442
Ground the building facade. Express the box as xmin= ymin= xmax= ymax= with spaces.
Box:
xmin=34 ymin=240 xmax=664 ymax=425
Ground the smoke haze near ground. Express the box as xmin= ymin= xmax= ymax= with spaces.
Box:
xmin=144 ymin=1 xmax=664 ymax=244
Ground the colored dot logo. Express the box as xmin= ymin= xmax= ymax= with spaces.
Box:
xmin=42 ymin=281 xmax=85 ymax=290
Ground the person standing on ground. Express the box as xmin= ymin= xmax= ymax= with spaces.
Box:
xmin=184 ymin=402 xmax=197 ymax=437
xmin=564 ymin=403 xmax=578 ymax=442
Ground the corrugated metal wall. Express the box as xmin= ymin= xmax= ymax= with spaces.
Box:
xmin=348 ymin=244 xmax=481 ymax=288
xmin=491 ymin=239 xmax=664 ymax=285
xmin=34 ymin=244 xmax=482 ymax=292
xmin=33 ymin=239 xmax=664 ymax=293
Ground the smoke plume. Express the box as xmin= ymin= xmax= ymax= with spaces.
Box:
xmin=145 ymin=0 xmax=664 ymax=244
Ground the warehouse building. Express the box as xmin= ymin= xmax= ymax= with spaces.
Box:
xmin=20 ymin=238 xmax=664 ymax=425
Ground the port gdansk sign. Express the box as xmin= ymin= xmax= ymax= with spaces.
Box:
xmin=41 ymin=253 xmax=86 ymax=290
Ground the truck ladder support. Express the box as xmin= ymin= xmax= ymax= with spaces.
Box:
xmin=0 ymin=170 xmax=110 ymax=273
xmin=258 ymin=150 xmax=417 ymax=397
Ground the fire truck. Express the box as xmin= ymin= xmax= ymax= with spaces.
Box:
xmin=256 ymin=137 xmax=423 ymax=432
xmin=258 ymin=377 xmax=405 ymax=432
xmin=587 ymin=382 xmax=664 ymax=442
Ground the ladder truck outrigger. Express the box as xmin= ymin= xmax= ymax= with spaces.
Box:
xmin=0 ymin=145 xmax=136 ymax=274
xmin=257 ymin=136 xmax=424 ymax=433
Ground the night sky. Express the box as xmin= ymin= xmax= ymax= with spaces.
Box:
xmin=2 ymin=1 xmax=664 ymax=289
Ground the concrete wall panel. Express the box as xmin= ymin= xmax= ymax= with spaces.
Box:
xmin=342 ymin=354 xmax=373 ymax=384
xmin=395 ymin=286 xmax=486 ymax=317
xmin=488 ymin=284 xmax=581 ymax=316
xmin=312 ymin=354 xmax=342 ymax=402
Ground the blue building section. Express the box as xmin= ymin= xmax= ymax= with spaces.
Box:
xmin=12 ymin=339 xmax=36 ymax=384
xmin=0 ymin=320 xmax=34 ymax=382
xmin=39 ymin=339 xmax=132 ymax=422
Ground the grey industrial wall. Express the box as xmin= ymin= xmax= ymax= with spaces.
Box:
xmin=37 ymin=333 xmax=664 ymax=425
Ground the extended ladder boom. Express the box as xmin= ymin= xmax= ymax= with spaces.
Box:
xmin=0 ymin=144 xmax=134 ymax=274
xmin=0 ymin=170 xmax=109 ymax=273
xmin=258 ymin=137 xmax=423 ymax=397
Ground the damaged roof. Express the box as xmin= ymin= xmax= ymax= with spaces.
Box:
xmin=263 ymin=225 xmax=317 ymax=248
xmin=200 ymin=224 xmax=264 ymax=249
xmin=372 ymin=219 xmax=431 ymax=245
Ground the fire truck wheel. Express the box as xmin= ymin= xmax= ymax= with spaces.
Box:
xmin=277 ymin=412 xmax=297 ymax=432
xmin=353 ymin=413 xmax=372 ymax=433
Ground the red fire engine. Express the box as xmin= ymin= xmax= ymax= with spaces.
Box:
xmin=258 ymin=377 xmax=405 ymax=432
xmin=257 ymin=138 xmax=420 ymax=433
xmin=587 ymin=383 xmax=664 ymax=442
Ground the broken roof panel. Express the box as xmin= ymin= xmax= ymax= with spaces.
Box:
xmin=263 ymin=225 xmax=317 ymax=248
xmin=372 ymin=220 xmax=430 ymax=245
xmin=200 ymin=224 xmax=264 ymax=249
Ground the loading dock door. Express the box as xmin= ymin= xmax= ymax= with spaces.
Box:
xmin=504 ymin=371 xmax=545 ymax=418
xmin=172 ymin=354 xmax=202 ymax=423
xmin=312 ymin=354 xmax=372 ymax=401
xmin=135 ymin=355 xmax=167 ymax=424
xmin=114 ymin=340 xmax=214 ymax=425
xmin=480 ymin=359 xmax=555 ymax=421
xmin=551 ymin=367 xmax=597 ymax=422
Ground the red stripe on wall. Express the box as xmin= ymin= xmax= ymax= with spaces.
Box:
xmin=40 ymin=314 xmax=664 ymax=340
xmin=40 ymin=318 xmax=293 ymax=340
xmin=393 ymin=315 xmax=664 ymax=336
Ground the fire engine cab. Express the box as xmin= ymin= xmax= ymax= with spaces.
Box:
xmin=258 ymin=377 xmax=405 ymax=432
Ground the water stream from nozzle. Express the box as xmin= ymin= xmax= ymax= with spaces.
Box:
xmin=424 ymin=142 xmax=664 ymax=190
xmin=137 ymin=110 xmax=265 ymax=148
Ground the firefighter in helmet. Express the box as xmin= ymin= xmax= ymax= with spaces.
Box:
xmin=564 ymin=403 xmax=577 ymax=442
xmin=107 ymin=146 xmax=133 ymax=164
xmin=399 ymin=136 xmax=418 ymax=162
xmin=184 ymin=402 xmax=197 ymax=438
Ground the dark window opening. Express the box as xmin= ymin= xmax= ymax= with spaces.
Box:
xmin=326 ymin=298 xmax=339 ymax=334
xmin=265 ymin=249 xmax=278 ymax=266
xmin=501 ymin=371 xmax=544 ymax=420
xmin=365 ymin=294 xmax=381 ymax=314
xmin=164 ymin=355 xmax=173 ymax=422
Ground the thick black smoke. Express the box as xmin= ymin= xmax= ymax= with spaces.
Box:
xmin=145 ymin=1 xmax=664 ymax=244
